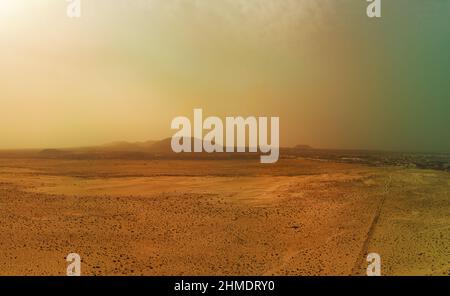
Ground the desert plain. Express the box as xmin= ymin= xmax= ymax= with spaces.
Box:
xmin=0 ymin=155 xmax=448 ymax=276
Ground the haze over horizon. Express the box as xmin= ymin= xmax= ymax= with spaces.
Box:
xmin=1 ymin=0 xmax=449 ymax=152
xmin=2 ymin=137 xmax=448 ymax=155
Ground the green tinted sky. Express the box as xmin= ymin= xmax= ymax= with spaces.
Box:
xmin=0 ymin=0 xmax=449 ymax=152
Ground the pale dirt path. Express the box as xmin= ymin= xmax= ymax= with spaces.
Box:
xmin=352 ymin=174 xmax=392 ymax=275
xmin=362 ymin=170 xmax=450 ymax=275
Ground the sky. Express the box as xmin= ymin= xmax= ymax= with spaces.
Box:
xmin=0 ymin=0 xmax=449 ymax=152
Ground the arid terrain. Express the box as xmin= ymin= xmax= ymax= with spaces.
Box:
xmin=0 ymin=154 xmax=448 ymax=275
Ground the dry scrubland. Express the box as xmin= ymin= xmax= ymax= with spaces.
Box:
xmin=0 ymin=158 xmax=448 ymax=275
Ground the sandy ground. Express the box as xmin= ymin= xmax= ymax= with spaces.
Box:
xmin=0 ymin=158 xmax=448 ymax=275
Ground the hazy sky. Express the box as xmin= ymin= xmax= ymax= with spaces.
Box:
xmin=0 ymin=0 xmax=449 ymax=151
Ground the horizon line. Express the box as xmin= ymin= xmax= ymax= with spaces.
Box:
xmin=0 ymin=138 xmax=448 ymax=155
